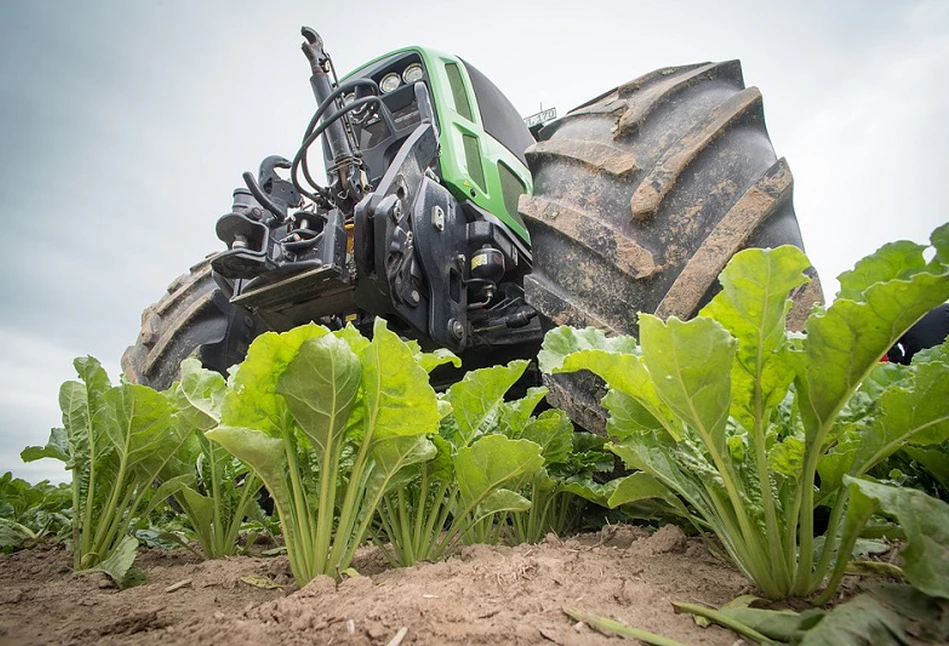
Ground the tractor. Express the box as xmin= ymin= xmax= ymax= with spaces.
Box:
xmin=122 ymin=27 xmax=821 ymax=431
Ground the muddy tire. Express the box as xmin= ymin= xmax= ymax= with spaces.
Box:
xmin=121 ymin=257 xmax=259 ymax=390
xmin=520 ymin=61 xmax=822 ymax=432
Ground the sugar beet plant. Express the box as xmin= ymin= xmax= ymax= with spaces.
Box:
xmin=372 ymin=358 xmax=612 ymax=565
xmin=373 ymin=361 xmax=555 ymax=565
xmin=484 ymin=380 xmax=611 ymax=546
xmin=155 ymin=358 xmax=262 ymax=559
xmin=0 ymin=472 xmax=71 ymax=553
xmin=205 ymin=319 xmax=452 ymax=585
xmin=22 ymin=358 xmax=189 ymax=573
xmin=541 ymin=223 xmax=949 ymax=600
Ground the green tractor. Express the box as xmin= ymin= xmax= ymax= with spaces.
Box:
xmin=122 ymin=28 xmax=821 ymax=430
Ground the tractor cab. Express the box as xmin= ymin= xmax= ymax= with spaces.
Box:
xmin=339 ymin=47 xmax=534 ymax=243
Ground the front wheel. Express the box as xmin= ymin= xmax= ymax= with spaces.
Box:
xmin=121 ymin=257 xmax=260 ymax=390
xmin=520 ymin=60 xmax=823 ymax=432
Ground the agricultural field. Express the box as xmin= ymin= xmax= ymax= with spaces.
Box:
xmin=0 ymin=525 xmax=748 ymax=644
xmin=2 ymin=225 xmax=948 ymax=644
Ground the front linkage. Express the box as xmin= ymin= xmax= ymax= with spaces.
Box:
xmin=210 ymin=27 xmax=540 ymax=357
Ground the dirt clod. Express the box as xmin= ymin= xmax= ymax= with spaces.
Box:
xmin=642 ymin=524 xmax=688 ymax=554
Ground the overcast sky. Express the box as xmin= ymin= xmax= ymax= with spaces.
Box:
xmin=2 ymin=1 xmax=947 ymax=482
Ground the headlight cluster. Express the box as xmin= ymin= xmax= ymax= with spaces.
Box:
xmin=342 ymin=63 xmax=425 ymax=105
xmin=380 ymin=63 xmax=424 ymax=94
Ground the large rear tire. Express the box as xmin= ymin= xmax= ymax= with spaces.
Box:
xmin=121 ymin=257 xmax=259 ymax=390
xmin=520 ymin=61 xmax=822 ymax=432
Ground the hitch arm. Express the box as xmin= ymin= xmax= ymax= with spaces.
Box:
xmin=300 ymin=26 xmax=354 ymax=166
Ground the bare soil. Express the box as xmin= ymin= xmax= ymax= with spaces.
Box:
xmin=0 ymin=525 xmax=752 ymax=645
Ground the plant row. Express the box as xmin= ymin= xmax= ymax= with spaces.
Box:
xmin=13 ymin=223 xmax=949 ymax=620
xmin=20 ymin=320 xmax=616 ymax=586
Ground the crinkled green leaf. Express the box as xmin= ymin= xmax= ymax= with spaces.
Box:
xmin=368 ymin=435 xmax=437 ymax=495
xmin=403 ymin=339 xmax=461 ymax=373
xmin=727 ymin=434 xmax=746 ymax=462
xmin=73 ymin=356 xmax=111 ymax=389
xmin=332 ymin=323 xmax=371 ymax=355
xmin=179 ymin=486 xmax=215 ymax=547
xmin=372 ymin=435 xmax=437 ymax=476
xmin=814 ymin=364 xmax=901 ymax=469
xmin=564 ymin=432 xmax=614 ymax=478
xmin=498 ymin=386 xmax=548 ymax=435
xmin=420 ymin=347 xmax=462 ymax=373
xmin=538 ymin=325 xmax=639 ymax=374
xmin=860 ymin=582 xmax=949 ymax=643
xmin=60 ymin=371 xmax=107 ymax=461
xmin=837 ymin=240 xmax=929 ymax=301
xmin=719 ymin=606 xmax=820 ymax=642
xmin=101 ymin=384 xmax=179 ymax=473
xmin=798 ymin=594 xmax=906 ymax=645
xmin=542 ymin=326 xmax=676 ymax=440
xmin=606 ymin=440 xmax=647 ymax=473
xmin=436 ymin=399 xmax=453 ymax=426
xmin=821 ymin=358 xmax=949 ymax=493
xmin=640 ymin=314 xmax=735 ymax=455
xmin=911 ymin=336 xmax=949 ymax=366
xmin=446 ymin=360 xmax=528 ymax=445
xmin=0 ymin=474 xmax=70 ymax=530
xmin=602 ymin=389 xmax=670 ymax=441
xmin=455 ymin=435 xmax=544 ymax=507
xmin=174 ymin=357 xmax=226 ymax=431
xmin=220 ymin=324 xmax=329 ymax=435
xmin=607 ymin=438 xmax=709 ymax=512
xmin=0 ymin=521 xmax=25 ymax=553
xmin=142 ymin=473 xmax=194 ymax=520
xmin=475 ymin=488 xmax=531 ymax=517
xmin=428 ymin=434 xmax=455 ymax=483
xmin=530 ymin=467 xmax=558 ymax=493
xmin=700 ymin=246 xmax=808 ymax=433
xmin=276 ymin=334 xmax=361 ymax=456
xmin=768 ymin=436 xmax=805 ymax=478
xmin=161 ymin=434 xmax=203 ymax=478
xmin=21 ymin=427 xmax=70 ymax=464
xmin=795 ymin=234 xmax=949 ymax=438
xmin=561 ymin=477 xmax=620 ymax=507
xmin=863 ymin=359 xmax=913 ymax=395
xmin=205 ymin=426 xmax=292 ymax=526
xmin=843 ymin=476 xmax=949 ymax=599
xmin=360 ymin=319 xmax=440 ymax=442
xmin=61 ymin=357 xmax=112 ymax=468
xmin=516 ymin=409 xmax=573 ymax=464
xmin=851 ymin=538 xmax=891 ymax=558
xmin=933 ymin=223 xmax=949 ymax=265
xmin=818 ymin=433 xmax=861 ymax=496
xmin=869 ymin=359 xmax=949 ymax=450
xmin=607 ymin=472 xmax=672 ymax=508
xmin=82 ymin=535 xmax=140 ymax=588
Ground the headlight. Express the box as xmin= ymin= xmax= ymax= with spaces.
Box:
xmin=402 ymin=63 xmax=424 ymax=84
xmin=380 ymin=72 xmax=401 ymax=93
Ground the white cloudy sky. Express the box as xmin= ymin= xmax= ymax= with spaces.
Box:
xmin=2 ymin=1 xmax=947 ymax=482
